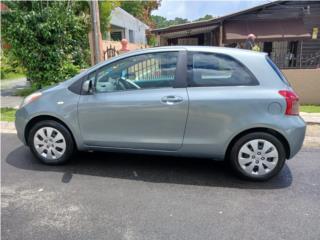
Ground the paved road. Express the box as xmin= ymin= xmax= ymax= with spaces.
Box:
xmin=1 ymin=133 xmax=320 ymax=240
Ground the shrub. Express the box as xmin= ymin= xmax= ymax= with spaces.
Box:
xmin=0 ymin=50 xmax=25 ymax=80
xmin=1 ymin=2 xmax=89 ymax=87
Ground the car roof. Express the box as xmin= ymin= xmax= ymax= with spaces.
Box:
xmin=130 ymin=46 xmax=267 ymax=57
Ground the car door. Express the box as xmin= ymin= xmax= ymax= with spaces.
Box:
xmin=183 ymin=51 xmax=260 ymax=157
xmin=77 ymin=51 xmax=188 ymax=151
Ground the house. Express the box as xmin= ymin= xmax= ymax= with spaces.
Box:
xmin=152 ymin=1 xmax=320 ymax=69
xmin=104 ymin=7 xmax=149 ymax=45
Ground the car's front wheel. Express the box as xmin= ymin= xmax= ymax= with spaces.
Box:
xmin=229 ymin=132 xmax=286 ymax=181
xmin=28 ymin=120 xmax=75 ymax=164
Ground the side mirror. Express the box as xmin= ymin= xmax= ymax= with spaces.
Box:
xmin=82 ymin=79 xmax=93 ymax=94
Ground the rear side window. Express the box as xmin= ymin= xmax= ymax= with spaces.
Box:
xmin=266 ymin=56 xmax=290 ymax=86
xmin=187 ymin=52 xmax=258 ymax=87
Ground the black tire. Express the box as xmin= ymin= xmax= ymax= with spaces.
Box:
xmin=28 ymin=120 xmax=75 ymax=165
xmin=229 ymin=132 xmax=286 ymax=181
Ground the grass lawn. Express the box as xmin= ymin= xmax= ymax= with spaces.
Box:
xmin=1 ymin=72 xmax=26 ymax=81
xmin=0 ymin=108 xmax=16 ymax=122
xmin=300 ymin=105 xmax=320 ymax=113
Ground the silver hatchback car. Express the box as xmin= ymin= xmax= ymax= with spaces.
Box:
xmin=15 ymin=46 xmax=306 ymax=181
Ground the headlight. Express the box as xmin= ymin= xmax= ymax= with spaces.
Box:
xmin=20 ymin=92 xmax=42 ymax=108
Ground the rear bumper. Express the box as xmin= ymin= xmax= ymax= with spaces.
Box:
xmin=285 ymin=116 xmax=306 ymax=159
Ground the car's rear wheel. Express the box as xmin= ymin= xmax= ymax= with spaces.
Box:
xmin=229 ymin=132 xmax=286 ymax=181
xmin=28 ymin=120 xmax=74 ymax=164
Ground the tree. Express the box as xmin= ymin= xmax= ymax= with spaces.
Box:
xmin=152 ymin=14 xmax=216 ymax=29
xmin=120 ymin=0 xmax=161 ymax=27
xmin=151 ymin=15 xmax=168 ymax=28
xmin=194 ymin=14 xmax=215 ymax=22
xmin=168 ymin=17 xmax=189 ymax=25
xmin=120 ymin=1 xmax=161 ymax=46
xmin=99 ymin=1 xmax=120 ymax=33
xmin=1 ymin=1 xmax=89 ymax=87
xmin=74 ymin=1 xmax=119 ymax=34
xmin=151 ymin=15 xmax=189 ymax=28
xmin=120 ymin=1 xmax=142 ymax=18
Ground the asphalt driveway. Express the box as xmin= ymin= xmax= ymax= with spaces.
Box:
xmin=1 ymin=133 xmax=320 ymax=240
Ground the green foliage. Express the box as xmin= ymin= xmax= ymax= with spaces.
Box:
xmin=99 ymin=1 xmax=120 ymax=33
xmin=1 ymin=72 xmax=26 ymax=81
xmin=147 ymin=34 xmax=157 ymax=46
xmin=169 ymin=17 xmax=189 ymax=25
xmin=0 ymin=108 xmax=16 ymax=122
xmin=1 ymin=1 xmax=89 ymax=88
xmin=120 ymin=1 xmax=143 ymax=18
xmin=121 ymin=1 xmax=161 ymax=27
xmin=0 ymin=70 xmax=4 ymax=80
xmin=151 ymin=15 xmax=168 ymax=28
xmin=0 ymin=50 xmax=25 ymax=80
xmin=193 ymin=14 xmax=215 ymax=22
xmin=152 ymin=14 xmax=215 ymax=29
xmin=152 ymin=15 xmax=189 ymax=28
xmin=72 ymin=1 xmax=119 ymax=33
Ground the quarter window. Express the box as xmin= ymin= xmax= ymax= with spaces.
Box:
xmin=188 ymin=52 xmax=258 ymax=87
xmin=88 ymin=72 xmax=96 ymax=82
xmin=95 ymin=52 xmax=179 ymax=93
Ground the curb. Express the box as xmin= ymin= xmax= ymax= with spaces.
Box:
xmin=0 ymin=122 xmax=16 ymax=133
xmin=300 ymin=113 xmax=320 ymax=125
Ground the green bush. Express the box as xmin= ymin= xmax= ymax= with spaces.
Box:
xmin=147 ymin=33 xmax=157 ymax=47
xmin=0 ymin=51 xmax=26 ymax=80
xmin=1 ymin=1 xmax=89 ymax=87
xmin=0 ymin=70 xmax=5 ymax=80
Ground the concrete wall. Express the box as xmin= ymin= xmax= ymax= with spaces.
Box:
xmin=110 ymin=7 xmax=149 ymax=44
xmin=103 ymin=40 xmax=147 ymax=51
xmin=282 ymin=68 xmax=320 ymax=105
xmin=102 ymin=40 xmax=149 ymax=60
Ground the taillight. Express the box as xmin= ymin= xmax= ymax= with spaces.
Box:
xmin=278 ymin=90 xmax=299 ymax=115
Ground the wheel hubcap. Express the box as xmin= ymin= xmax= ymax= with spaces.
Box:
xmin=238 ymin=139 xmax=279 ymax=176
xmin=33 ymin=127 xmax=66 ymax=160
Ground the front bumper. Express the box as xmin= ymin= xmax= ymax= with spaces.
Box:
xmin=15 ymin=108 xmax=28 ymax=145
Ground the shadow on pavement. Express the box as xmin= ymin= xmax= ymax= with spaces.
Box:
xmin=6 ymin=146 xmax=292 ymax=189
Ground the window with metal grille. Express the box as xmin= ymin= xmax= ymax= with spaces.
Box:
xmin=94 ymin=52 xmax=179 ymax=93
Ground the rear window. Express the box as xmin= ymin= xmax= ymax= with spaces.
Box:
xmin=188 ymin=52 xmax=258 ymax=87
xmin=266 ymin=56 xmax=290 ymax=86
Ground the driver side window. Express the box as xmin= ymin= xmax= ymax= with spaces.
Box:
xmin=95 ymin=52 xmax=178 ymax=93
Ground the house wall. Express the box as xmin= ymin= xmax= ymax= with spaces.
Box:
xmin=224 ymin=1 xmax=320 ymax=68
xmin=109 ymin=25 xmax=125 ymax=41
xmin=110 ymin=8 xmax=149 ymax=44
xmin=282 ymin=68 xmax=320 ymax=104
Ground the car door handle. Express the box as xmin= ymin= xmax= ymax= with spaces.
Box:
xmin=161 ymin=95 xmax=183 ymax=105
